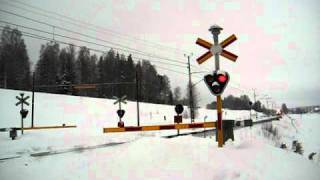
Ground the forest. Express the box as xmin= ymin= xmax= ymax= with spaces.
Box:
xmin=0 ymin=26 xmax=192 ymax=106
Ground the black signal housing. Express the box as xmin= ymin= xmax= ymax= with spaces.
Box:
xmin=204 ymin=70 xmax=230 ymax=96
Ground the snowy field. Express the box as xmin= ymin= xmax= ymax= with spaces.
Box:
xmin=0 ymin=88 xmax=320 ymax=179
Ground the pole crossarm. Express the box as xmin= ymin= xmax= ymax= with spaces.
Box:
xmin=103 ymin=121 xmax=216 ymax=133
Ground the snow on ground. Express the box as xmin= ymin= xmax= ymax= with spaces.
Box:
xmin=1 ymin=88 xmax=320 ymax=180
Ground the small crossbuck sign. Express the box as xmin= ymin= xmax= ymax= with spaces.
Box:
xmin=196 ymin=34 xmax=238 ymax=64
xmin=113 ymin=95 xmax=127 ymax=105
xmin=15 ymin=93 xmax=30 ymax=106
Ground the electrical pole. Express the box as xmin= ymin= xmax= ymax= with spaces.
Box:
xmin=253 ymin=89 xmax=257 ymax=120
xmin=32 ymin=72 xmax=35 ymax=127
xmin=136 ymin=70 xmax=140 ymax=126
xmin=186 ymin=54 xmax=195 ymax=123
xmin=4 ymin=71 xmax=7 ymax=88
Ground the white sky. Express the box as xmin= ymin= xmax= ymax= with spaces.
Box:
xmin=0 ymin=0 xmax=319 ymax=108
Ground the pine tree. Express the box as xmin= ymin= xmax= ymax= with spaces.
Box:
xmin=185 ymin=82 xmax=199 ymax=118
xmin=96 ymin=55 xmax=105 ymax=97
xmin=65 ymin=44 xmax=77 ymax=84
xmin=76 ymin=46 xmax=90 ymax=84
xmin=0 ymin=26 xmax=31 ymax=90
xmin=35 ymin=42 xmax=59 ymax=92
xmin=141 ymin=60 xmax=158 ymax=103
xmin=105 ymin=49 xmax=116 ymax=97
xmin=173 ymin=86 xmax=182 ymax=104
xmin=88 ymin=54 xmax=98 ymax=83
xmin=281 ymin=103 xmax=289 ymax=114
xmin=125 ymin=54 xmax=136 ymax=100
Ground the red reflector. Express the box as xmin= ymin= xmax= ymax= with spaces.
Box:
xmin=218 ymin=75 xmax=227 ymax=83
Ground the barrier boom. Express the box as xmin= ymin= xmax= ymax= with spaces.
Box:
xmin=103 ymin=122 xmax=216 ymax=133
xmin=18 ymin=125 xmax=77 ymax=130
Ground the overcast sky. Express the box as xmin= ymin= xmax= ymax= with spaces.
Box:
xmin=0 ymin=0 xmax=319 ymax=108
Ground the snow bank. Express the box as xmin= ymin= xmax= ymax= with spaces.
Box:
xmin=1 ymin=89 xmax=320 ymax=180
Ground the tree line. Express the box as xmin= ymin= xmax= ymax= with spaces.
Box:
xmin=0 ymin=26 xmax=194 ymax=106
xmin=206 ymin=94 xmax=277 ymax=115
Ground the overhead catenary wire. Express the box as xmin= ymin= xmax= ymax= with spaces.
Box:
xmin=0 ymin=9 xmax=188 ymax=65
xmin=0 ymin=6 xmax=210 ymax=85
xmin=154 ymin=66 xmax=189 ymax=76
xmin=0 ymin=25 xmax=188 ymax=69
xmin=1 ymin=3 xmax=266 ymax=100
xmin=34 ymin=81 xmax=136 ymax=89
xmin=1 ymin=1 xmax=189 ymax=55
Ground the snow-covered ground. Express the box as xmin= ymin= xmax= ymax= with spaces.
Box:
xmin=0 ymin=88 xmax=319 ymax=179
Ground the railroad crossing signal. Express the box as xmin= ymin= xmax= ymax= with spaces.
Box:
xmin=113 ymin=95 xmax=127 ymax=106
xmin=174 ymin=104 xmax=184 ymax=124
xmin=204 ymin=70 xmax=230 ymax=96
xmin=15 ymin=93 xmax=30 ymax=106
xmin=114 ymin=95 xmax=127 ymax=127
xmin=117 ymin=109 xmax=125 ymax=118
xmin=174 ymin=104 xmax=184 ymax=115
xmin=195 ymin=25 xmax=238 ymax=148
xmin=15 ymin=93 xmax=30 ymax=135
xmin=174 ymin=104 xmax=184 ymax=135
xmin=196 ymin=34 xmax=238 ymax=64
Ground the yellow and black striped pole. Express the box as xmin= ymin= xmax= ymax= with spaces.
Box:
xmin=103 ymin=122 xmax=216 ymax=133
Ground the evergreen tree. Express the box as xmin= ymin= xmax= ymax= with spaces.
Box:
xmin=141 ymin=60 xmax=158 ymax=102
xmin=96 ymin=55 xmax=105 ymax=97
xmin=184 ymin=83 xmax=199 ymax=118
xmin=125 ymin=54 xmax=136 ymax=100
xmin=281 ymin=103 xmax=289 ymax=114
xmin=35 ymin=42 xmax=59 ymax=92
xmin=253 ymin=100 xmax=262 ymax=112
xmin=173 ymin=86 xmax=182 ymax=104
xmin=88 ymin=54 xmax=98 ymax=84
xmin=65 ymin=44 xmax=77 ymax=84
xmin=105 ymin=49 xmax=116 ymax=97
xmin=76 ymin=46 xmax=91 ymax=84
xmin=57 ymin=45 xmax=77 ymax=95
xmin=158 ymin=75 xmax=172 ymax=104
xmin=0 ymin=26 xmax=31 ymax=90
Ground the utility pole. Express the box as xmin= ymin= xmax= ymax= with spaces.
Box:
xmin=4 ymin=70 xmax=7 ymax=88
xmin=136 ymin=70 xmax=140 ymax=126
xmin=186 ymin=54 xmax=195 ymax=123
xmin=31 ymin=72 xmax=35 ymax=127
xmin=253 ymin=89 xmax=257 ymax=120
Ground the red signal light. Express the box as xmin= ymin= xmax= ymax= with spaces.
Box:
xmin=217 ymin=75 xmax=227 ymax=83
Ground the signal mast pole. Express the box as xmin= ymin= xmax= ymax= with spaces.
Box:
xmin=209 ymin=25 xmax=224 ymax=147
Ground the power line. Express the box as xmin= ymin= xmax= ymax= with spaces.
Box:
xmin=35 ymin=81 xmax=136 ymax=89
xmin=0 ymin=9 xmax=188 ymax=65
xmin=0 ymin=24 xmax=188 ymax=69
xmin=4 ymin=0 xmax=189 ymax=55
xmin=154 ymin=65 xmax=189 ymax=76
